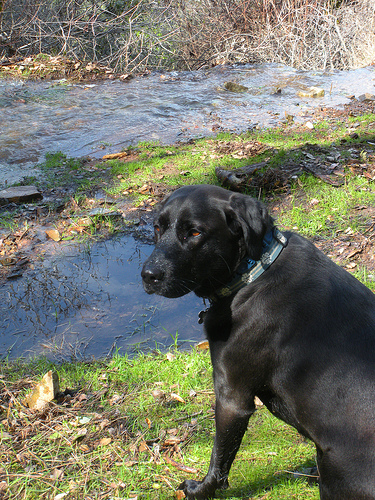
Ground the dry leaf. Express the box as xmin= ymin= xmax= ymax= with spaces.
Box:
xmin=196 ymin=340 xmax=209 ymax=350
xmin=163 ymin=436 xmax=181 ymax=446
xmin=166 ymin=352 xmax=176 ymax=361
xmin=25 ymin=370 xmax=60 ymax=410
xmin=99 ymin=437 xmax=112 ymax=446
xmin=151 ymin=389 xmax=165 ymax=400
xmin=102 ymin=151 xmax=129 ymax=160
xmin=51 ymin=468 xmax=64 ymax=481
xmin=138 ymin=441 xmax=149 ymax=453
xmin=124 ymin=460 xmax=137 ymax=467
xmin=54 ymin=494 xmax=68 ymax=500
xmin=109 ymin=393 xmax=122 ymax=405
xmin=146 ymin=418 xmax=152 ymax=429
xmin=73 ymin=428 xmax=87 ymax=442
xmin=170 ymin=393 xmax=185 ymax=403
xmin=175 ymin=490 xmax=186 ymax=500
xmin=46 ymin=229 xmax=61 ymax=242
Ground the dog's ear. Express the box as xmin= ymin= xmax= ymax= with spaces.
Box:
xmin=225 ymin=193 xmax=272 ymax=260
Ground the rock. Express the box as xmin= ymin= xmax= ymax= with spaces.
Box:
xmin=25 ymin=370 xmax=60 ymax=410
xmin=0 ymin=186 xmax=42 ymax=205
xmin=305 ymin=121 xmax=315 ymax=130
xmin=358 ymin=93 xmax=375 ymax=102
xmin=224 ymin=81 xmax=248 ymax=92
xmin=88 ymin=207 xmax=121 ymax=217
xmin=298 ymin=87 xmax=325 ymax=98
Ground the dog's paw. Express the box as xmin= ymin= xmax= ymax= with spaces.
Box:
xmin=177 ymin=479 xmax=214 ymax=500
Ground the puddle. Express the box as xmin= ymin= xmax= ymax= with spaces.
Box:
xmin=1 ymin=234 xmax=203 ymax=360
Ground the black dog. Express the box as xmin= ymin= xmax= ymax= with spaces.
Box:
xmin=141 ymin=184 xmax=375 ymax=500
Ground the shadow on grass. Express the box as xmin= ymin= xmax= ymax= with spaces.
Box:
xmin=217 ymin=458 xmax=319 ymax=499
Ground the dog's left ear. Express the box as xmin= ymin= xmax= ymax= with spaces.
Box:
xmin=225 ymin=193 xmax=272 ymax=260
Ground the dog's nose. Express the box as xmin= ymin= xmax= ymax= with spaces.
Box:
xmin=141 ymin=264 xmax=164 ymax=285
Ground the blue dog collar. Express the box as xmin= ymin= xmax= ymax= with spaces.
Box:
xmin=213 ymin=228 xmax=288 ymax=300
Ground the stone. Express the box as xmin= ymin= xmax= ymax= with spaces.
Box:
xmin=358 ymin=93 xmax=375 ymax=102
xmin=298 ymin=87 xmax=325 ymax=98
xmin=224 ymin=81 xmax=248 ymax=92
xmin=0 ymin=186 xmax=42 ymax=205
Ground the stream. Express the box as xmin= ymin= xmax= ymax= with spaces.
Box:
xmin=1 ymin=63 xmax=374 ymax=360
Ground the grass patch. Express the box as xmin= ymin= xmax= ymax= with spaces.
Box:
xmin=0 ymin=350 xmax=318 ymax=500
xmin=277 ymin=174 xmax=375 ymax=237
xmin=34 ymin=152 xmax=112 ymax=196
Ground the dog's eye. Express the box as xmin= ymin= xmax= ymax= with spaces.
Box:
xmin=186 ymin=229 xmax=201 ymax=239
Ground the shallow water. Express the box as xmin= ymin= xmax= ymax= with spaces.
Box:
xmin=1 ymin=233 xmax=203 ymax=360
xmin=1 ymin=63 xmax=374 ymax=186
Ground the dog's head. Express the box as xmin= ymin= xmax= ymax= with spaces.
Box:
xmin=141 ymin=184 xmax=273 ymax=298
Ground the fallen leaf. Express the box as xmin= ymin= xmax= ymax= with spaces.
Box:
xmin=102 ymin=151 xmax=129 ymax=160
xmin=77 ymin=416 xmax=91 ymax=425
xmin=109 ymin=393 xmax=122 ymax=405
xmin=170 ymin=393 xmax=185 ymax=403
xmin=46 ymin=229 xmax=61 ymax=242
xmin=163 ymin=436 xmax=181 ymax=446
xmin=196 ymin=340 xmax=209 ymax=350
xmin=138 ymin=440 xmax=150 ymax=453
xmin=124 ymin=460 xmax=137 ymax=467
xmin=54 ymin=494 xmax=68 ymax=500
xmin=151 ymin=389 xmax=165 ymax=400
xmin=25 ymin=370 xmax=60 ymax=410
xmin=72 ymin=428 xmax=87 ymax=442
xmin=99 ymin=437 xmax=112 ymax=446
xmin=166 ymin=352 xmax=176 ymax=361
xmin=175 ymin=490 xmax=186 ymax=499
xmin=51 ymin=468 xmax=64 ymax=481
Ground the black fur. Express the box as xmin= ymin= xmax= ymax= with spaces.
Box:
xmin=141 ymin=184 xmax=375 ymax=500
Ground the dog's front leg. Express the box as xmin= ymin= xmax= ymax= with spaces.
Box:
xmin=179 ymin=397 xmax=254 ymax=499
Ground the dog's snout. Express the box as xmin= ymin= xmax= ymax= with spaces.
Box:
xmin=141 ymin=262 xmax=164 ymax=286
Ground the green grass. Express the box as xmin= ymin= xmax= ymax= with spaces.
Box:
xmin=277 ymin=174 xmax=375 ymax=237
xmin=0 ymin=350 xmax=318 ymax=499
xmin=35 ymin=151 xmax=111 ymax=195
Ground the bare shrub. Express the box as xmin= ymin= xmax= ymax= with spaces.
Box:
xmin=0 ymin=0 xmax=179 ymax=73
xmin=168 ymin=0 xmax=375 ymax=70
xmin=0 ymin=0 xmax=374 ymax=72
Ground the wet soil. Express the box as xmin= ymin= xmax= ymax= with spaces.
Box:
xmin=1 ymin=88 xmax=375 ymax=285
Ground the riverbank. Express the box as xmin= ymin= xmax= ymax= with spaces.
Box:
xmin=1 ymin=95 xmax=375 ymax=284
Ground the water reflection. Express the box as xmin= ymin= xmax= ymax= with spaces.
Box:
xmin=0 ymin=235 xmax=203 ymax=360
